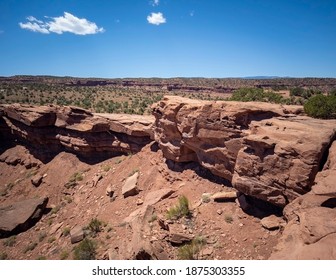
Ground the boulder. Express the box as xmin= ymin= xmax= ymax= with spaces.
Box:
xmin=0 ymin=197 xmax=48 ymax=237
xmin=122 ymin=172 xmax=140 ymax=198
xmin=260 ymin=215 xmax=286 ymax=230
xmin=70 ymin=226 xmax=84 ymax=244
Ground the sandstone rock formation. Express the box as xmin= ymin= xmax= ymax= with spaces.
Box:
xmin=0 ymin=197 xmax=48 ymax=237
xmin=0 ymin=104 xmax=154 ymax=160
xmin=152 ymin=96 xmax=336 ymax=207
xmin=270 ymin=141 xmax=336 ymax=259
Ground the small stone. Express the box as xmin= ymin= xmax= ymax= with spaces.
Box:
xmin=31 ymin=174 xmax=43 ymax=187
xmin=216 ymin=209 xmax=223 ymax=215
xmin=106 ymin=185 xmax=114 ymax=197
xmin=239 ymin=223 xmax=244 ymax=227
xmin=136 ymin=198 xmax=144 ymax=205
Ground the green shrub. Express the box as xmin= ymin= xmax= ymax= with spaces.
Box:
xmin=304 ymin=95 xmax=336 ymax=119
xmin=167 ymin=196 xmax=191 ymax=220
xmin=73 ymin=238 xmax=96 ymax=260
xmin=88 ymin=218 xmax=103 ymax=235
xmin=3 ymin=236 xmax=16 ymax=247
xmin=177 ymin=236 xmax=206 ymax=260
xmin=23 ymin=242 xmax=37 ymax=253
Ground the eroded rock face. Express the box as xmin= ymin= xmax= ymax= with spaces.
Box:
xmin=0 ymin=197 xmax=48 ymax=238
xmin=270 ymin=142 xmax=336 ymax=259
xmin=0 ymin=104 xmax=154 ymax=160
xmin=152 ymin=96 xmax=336 ymax=207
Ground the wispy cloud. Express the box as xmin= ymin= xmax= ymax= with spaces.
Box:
xmin=151 ymin=0 xmax=160 ymax=6
xmin=147 ymin=12 xmax=166 ymax=25
xmin=19 ymin=12 xmax=104 ymax=35
xmin=190 ymin=11 xmax=195 ymax=17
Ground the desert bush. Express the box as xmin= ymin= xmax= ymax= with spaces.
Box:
xmin=87 ymin=218 xmax=103 ymax=236
xmin=3 ymin=236 xmax=16 ymax=247
xmin=167 ymin=195 xmax=191 ymax=220
xmin=304 ymin=94 xmax=336 ymax=119
xmin=230 ymin=88 xmax=284 ymax=104
xmin=73 ymin=238 xmax=96 ymax=260
xmin=177 ymin=236 xmax=206 ymax=260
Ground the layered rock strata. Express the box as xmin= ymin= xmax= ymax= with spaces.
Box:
xmin=270 ymin=142 xmax=336 ymax=259
xmin=152 ymin=96 xmax=336 ymax=207
xmin=0 ymin=104 xmax=154 ymax=159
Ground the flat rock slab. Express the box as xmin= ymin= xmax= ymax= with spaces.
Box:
xmin=0 ymin=197 xmax=48 ymax=238
xmin=144 ymin=188 xmax=174 ymax=206
xmin=122 ymin=172 xmax=139 ymax=198
xmin=212 ymin=191 xmax=238 ymax=202
xmin=168 ymin=233 xmax=193 ymax=245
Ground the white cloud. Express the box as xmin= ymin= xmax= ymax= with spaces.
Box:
xmin=19 ymin=12 xmax=104 ymax=35
xmin=152 ymin=0 xmax=159 ymax=6
xmin=147 ymin=12 xmax=166 ymax=25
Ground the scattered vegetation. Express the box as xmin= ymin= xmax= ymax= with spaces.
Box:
xmin=304 ymin=94 xmax=336 ymax=119
xmin=73 ymin=238 xmax=97 ymax=260
xmin=23 ymin=242 xmax=38 ymax=253
xmin=102 ymin=165 xmax=111 ymax=172
xmin=38 ymin=231 xmax=47 ymax=242
xmin=36 ymin=256 xmax=47 ymax=260
xmin=128 ymin=168 xmax=139 ymax=177
xmin=167 ymin=195 xmax=191 ymax=220
xmin=50 ymin=205 xmax=61 ymax=215
xmin=62 ymin=227 xmax=71 ymax=237
xmin=177 ymin=236 xmax=206 ymax=260
xmin=60 ymin=250 xmax=69 ymax=260
xmin=87 ymin=218 xmax=103 ymax=236
xmin=0 ymin=252 xmax=8 ymax=260
xmin=48 ymin=237 xmax=56 ymax=243
xmin=3 ymin=236 xmax=16 ymax=247
xmin=224 ymin=214 xmax=234 ymax=224
xmin=201 ymin=193 xmax=211 ymax=203
xmin=148 ymin=213 xmax=157 ymax=223
xmin=64 ymin=171 xmax=84 ymax=189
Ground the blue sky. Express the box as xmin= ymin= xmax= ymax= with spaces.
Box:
xmin=0 ymin=0 xmax=335 ymax=78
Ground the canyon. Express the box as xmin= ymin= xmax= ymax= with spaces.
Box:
xmin=0 ymin=96 xmax=335 ymax=259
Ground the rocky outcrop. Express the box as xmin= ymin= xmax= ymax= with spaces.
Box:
xmin=270 ymin=141 xmax=336 ymax=259
xmin=0 ymin=104 xmax=154 ymax=160
xmin=0 ymin=197 xmax=48 ymax=238
xmin=152 ymin=96 xmax=336 ymax=207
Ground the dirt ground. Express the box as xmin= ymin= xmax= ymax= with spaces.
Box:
xmin=0 ymin=143 xmax=281 ymax=260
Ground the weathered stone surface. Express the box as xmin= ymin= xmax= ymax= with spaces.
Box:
xmin=31 ymin=174 xmax=43 ymax=187
xmin=143 ymin=188 xmax=174 ymax=206
xmin=0 ymin=197 xmax=48 ymax=237
xmin=168 ymin=233 xmax=193 ymax=245
xmin=0 ymin=104 xmax=154 ymax=159
xmin=70 ymin=225 xmax=84 ymax=244
xmin=122 ymin=172 xmax=139 ymax=198
xmin=232 ymin=117 xmax=336 ymax=206
xmin=212 ymin=191 xmax=238 ymax=202
xmin=270 ymin=141 xmax=336 ymax=259
xmin=152 ymin=96 xmax=336 ymax=207
xmin=260 ymin=215 xmax=286 ymax=230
